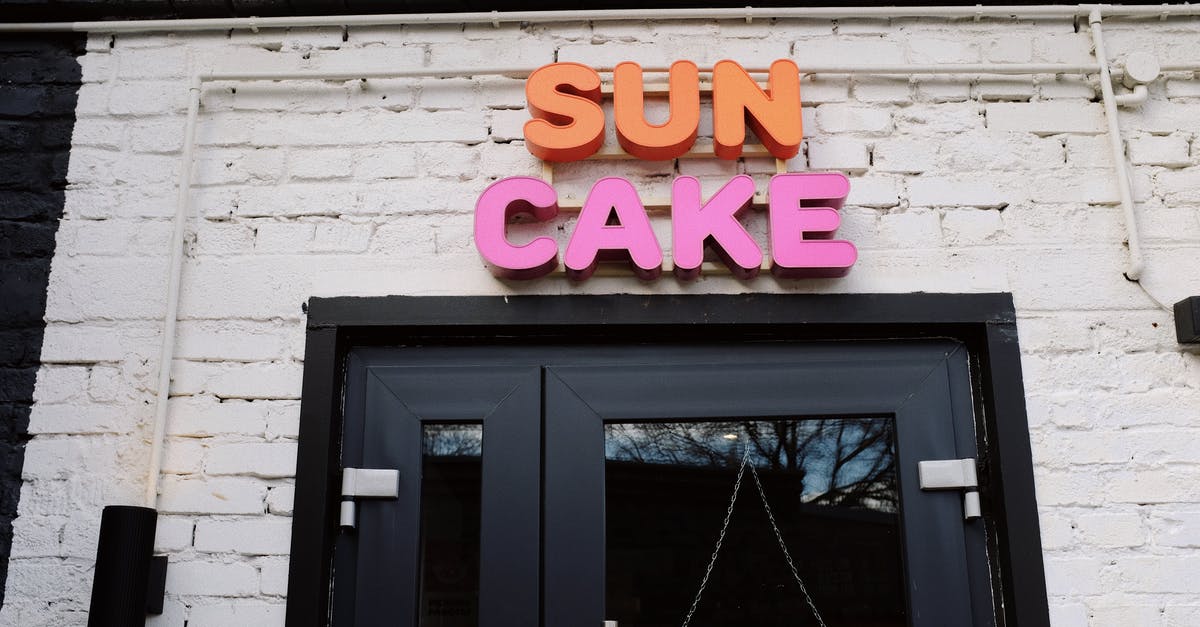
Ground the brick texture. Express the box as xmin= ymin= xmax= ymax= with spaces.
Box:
xmin=0 ymin=33 xmax=83 ymax=615
xmin=5 ymin=14 xmax=1200 ymax=627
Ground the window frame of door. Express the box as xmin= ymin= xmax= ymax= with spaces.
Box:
xmin=284 ymin=293 xmax=1049 ymax=627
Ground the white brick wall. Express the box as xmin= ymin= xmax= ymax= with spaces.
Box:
xmin=6 ymin=13 xmax=1200 ymax=627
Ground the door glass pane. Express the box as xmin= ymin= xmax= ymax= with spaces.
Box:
xmin=420 ymin=423 xmax=483 ymax=627
xmin=605 ymin=417 xmax=904 ymax=627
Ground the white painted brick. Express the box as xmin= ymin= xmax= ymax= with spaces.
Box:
xmin=941 ymin=209 xmax=1004 ymax=244
xmin=1166 ymin=606 xmax=1200 ymax=626
xmin=195 ymin=518 xmax=292 ymax=555
xmin=851 ymin=77 xmax=912 ymax=104
xmin=986 ymin=102 xmax=1106 ymax=134
xmin=114 ymin=47 xmax=189 ymax=80
xmin=266 ymin=486 xmax=295 ymax=516
xmin=288 ymin=148 xmax=354 ymax=180
xmin=265 ymin=402 xmax=301 ymax=440
xmin=1154 ymin=167 xmax=1200 ymax=204
xmin=205 ymin=443 xmax=299 ymax=478
xmin=1065 ymin=135 xmax=1114 ymax=169
xmin=207 ymin=362 xmax=304 ymax=400
xmin=1048 ymin=602 xmax=1088 ymax=627
xmin=166 ymin=396 xmax=269 ymax=438
xmin=428 ymin=40 xmax=552 ymax=67
xmin=26 ymin=405 xmax=129 ymax=436
xmin=108 ymin=81 xmax=187 ymax=115
xmin=807 ymin=138 xmax=870 ymax=172
xmin=908 ymin=177 xmax=1008 ymax=208
xmin=189 ymin=603 xmax=286 ymax=627
xmin=871 ymin=139 xmax=935 ymax=174
xmin=877 ymin=210 xmax=941 ymax=246
xmin=311 ymin=221 xmax=372 ymax=253
xmin=984 ymin=35 xmax=1033 ymax=62
xmin=974 ymin=79 xmax=1034 ymax=102
xmin=908 ymin=38 xmax=979 ymax=63
xmin=914 ymin=77 xmax=971 ymax=103
xmin=1074 ymin=512 xmax=1146 ymax=548
xmin=32 ymin=367 xmax=90 ymax=405
xmin=1033 ymin=32 xmax=1095 ymax=64
xmin=477 ymin=76 xmax=527 ymax=109
xmin=787 ymin=77 xmax=845 ymax=107
xmin=1128 ymin=135 xmax=1191 ymax=167
xmin=259 ymin=557 xmax=290 ymax=596
xmin=162 ymin=438 xmax=206 ymax=475
xmin=1154 ymin=511 xmax=1200 ymax=548
xmin=1043 ymin=557 xmax=1105 ymax=596
xmin=845 ymin=176 xmax=901 ymax=208
xmin=166 ymin=561 xmax=260 ymax=597
xmin=419 ymin=78 xmax=479 ymax=111
xmin=814 ymin=104 xmax=892 ymax=134
xmin=793 ymin=39 xmax=905 ymax=66
xmin=354 ymin=145 xmax=419 ymax=180
xmin=155 ymin=516 xmax=194 ymax=552
xmin=158 ymin=476 xmax=266 ymax=515
xmin=489 ymin=108 xmax=529 ymax=143
xmin=1117 ymin=556 xmax=1200 ymax=593
xmin=1166 ymin=79 xmax=1200 ymax=98
xmin=895 ymin=102 xmax=983 ymax=133
xmin=1038 ymin=77 xmax=1096 ymax=100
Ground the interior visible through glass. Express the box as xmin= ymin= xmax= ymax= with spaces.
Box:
xmin=605 ymin=417 xmax=904 ymax=627
xmin=419 ymin=423 xmax=483 ymax=627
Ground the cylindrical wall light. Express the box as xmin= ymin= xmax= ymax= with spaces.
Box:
xmin=87 ymin=505 xmax=164 ymax=626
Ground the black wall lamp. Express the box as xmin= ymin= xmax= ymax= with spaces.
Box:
xmin=87 ymin=505 xmax=167 ymax=626
xmin=1176 ymin=297 xmax=1200 ymax=344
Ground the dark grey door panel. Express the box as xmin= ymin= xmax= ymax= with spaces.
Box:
xmin=334 ymin=356 xmax=541 ymax=627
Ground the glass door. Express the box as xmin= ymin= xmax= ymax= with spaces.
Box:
xmin=544 ymin=342 xmax=992 ymax=627
xmin=334 ymin=341 xmax=994 ymax=627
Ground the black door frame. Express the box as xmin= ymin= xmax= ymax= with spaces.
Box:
xmin=284 ymin=293 xmax=1050 ymax=627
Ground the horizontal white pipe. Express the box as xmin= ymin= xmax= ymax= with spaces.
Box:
xmin=4 ymin=4 xmax=1200 ymax=34
xmin=206 ymin=63 xmax=1108 ymax=82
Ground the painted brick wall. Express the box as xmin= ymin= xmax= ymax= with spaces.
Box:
xmin=0 ymin=32 xmax=83 ymax=618
xmin=5 ymin=16 xmax=1200 ymax=627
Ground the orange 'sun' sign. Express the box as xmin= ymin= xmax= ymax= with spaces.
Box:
xmin=523 ymin=59 xmax=803 ymax=163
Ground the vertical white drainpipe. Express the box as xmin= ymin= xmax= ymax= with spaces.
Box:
xmin=1089 ymin=8 xmax=1146 ymax=281
xmin=145 ymin=75 xmax=202 ymax=508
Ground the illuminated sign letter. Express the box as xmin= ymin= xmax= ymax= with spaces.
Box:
xmin=768 ymin=173 xmax=857 ymax=278
xmin=524 ymin=63 xmax=605 ymax=162
xmin=474 ymin=176 xmax=560 ymax=279
xmin=564 ymin=177 xmax=663 ymax=281
xmin=712 ymin=59 xmax=803 ymax=160
xmin=614 ymin=60 xmax=701 ymax=161
xmin=671 ymin=174 xmax=762 ymax=280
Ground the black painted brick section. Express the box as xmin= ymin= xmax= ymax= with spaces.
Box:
xmin=0 ymin=33 xmax=83 ymax=610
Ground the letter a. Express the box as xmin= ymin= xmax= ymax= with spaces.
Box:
xmin=564 ymin=177 xmax=663 ymax=281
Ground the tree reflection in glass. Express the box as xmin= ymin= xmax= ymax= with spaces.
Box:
xmin=605 ymin=417 xmax=905 ymax=627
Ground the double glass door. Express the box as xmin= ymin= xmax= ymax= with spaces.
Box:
xmin=332 ymin=341 xmax=993 ymax=627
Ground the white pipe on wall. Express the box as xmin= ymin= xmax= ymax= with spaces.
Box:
xmin=144 ymin=76 xmax=202 ymax=508
xmin=3 ymin=4 xmax=1200 ymax=34
xmin=1089 ymin=8 xmax=1146 ymax=282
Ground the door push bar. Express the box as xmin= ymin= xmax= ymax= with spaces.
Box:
xmin=918 ymin=458 xmax=981 ymax=521
xmin=340 ymin=468 xmax=400 ymax=529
